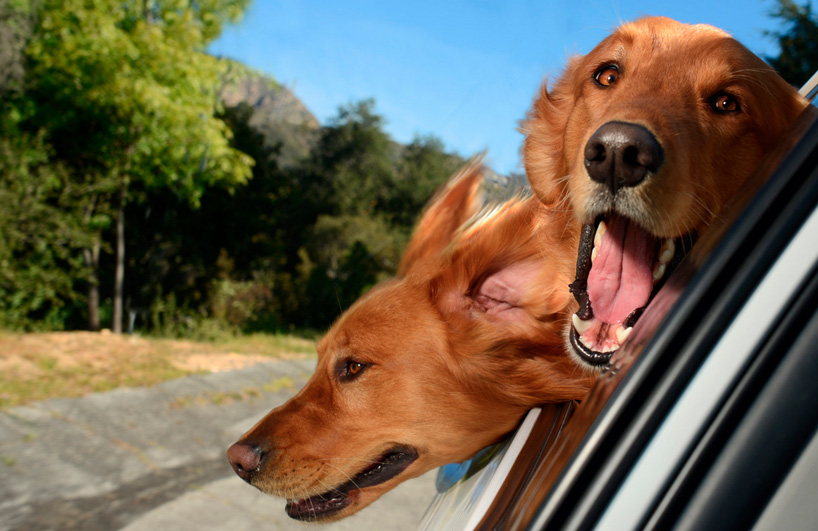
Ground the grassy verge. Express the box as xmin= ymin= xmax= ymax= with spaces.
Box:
xmin=0 ymin=331 xmax=317 ymax=408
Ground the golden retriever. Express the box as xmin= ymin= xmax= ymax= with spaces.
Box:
xmin=523 ymin=16 xmax=808 ymax=366
xmin=226 ymin=161 xmax=594 ymax=521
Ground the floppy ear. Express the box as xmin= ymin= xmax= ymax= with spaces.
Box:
xmin=431 ymin=196 xmax=576 ymax=339
xmin=759 ymin=72 xmax=810 ymax=148
xmin=521 ymin=56 xmax=582 ymax=207
xmin=398 ymin=157 xmax=486 ymax=275
xmin=426 ymin=197 xmax=590 ymax=404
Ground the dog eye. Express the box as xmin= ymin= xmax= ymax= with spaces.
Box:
xmin=338 ymin=360 xmax=368 ymax=382
xmin=712 ymin=93 xmax=741 ymax=113
xmin=593 ymin=65 xmax=619 ymax=87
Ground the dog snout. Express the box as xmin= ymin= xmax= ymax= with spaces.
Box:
xmin=227 ymin=441 xmax=264 ymax=483
xmin=584 ymin=121 xmax=664 ymax=194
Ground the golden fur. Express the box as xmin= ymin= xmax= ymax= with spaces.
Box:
xmin=227 ymin=161 xmax=594 ymax=521
xmin=525 ymin=16 xmax=806 ymax=232
xmin=522 ymin=17 xmax=808 ymax=364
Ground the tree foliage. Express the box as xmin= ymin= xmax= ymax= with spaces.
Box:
xmin=123 ymin=98 xmax=462 ymax=333
xmin=21 ymin=0 xmax=253 ymax=332
xmin=0 ymin=1 xmax=459 ymax=334
xmin=26 ymin=0 xmax=254 ymax=203
xmin=766 ymin=0 xmax=818 ymax=86
xmin=283 ymin=100 xmax=463 ymax=328
xmin=0 ymin=133 xmax=84 ymax=329
xmin=0 ymin=0 xmax=32 ymax=98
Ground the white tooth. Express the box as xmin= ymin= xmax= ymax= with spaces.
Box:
xmin=653 ymin=262 xmax=666 ymax=282
xmin=659 ymin=238 xmax=675 ymax=264
xmin=572 ymin=313 xmax=593 ymax=335
xmin=616 ymin=326 xmax=632 ymax=345
xmin=591 ymin=247 xmax=598 ymax=262
xmin=594 ymin=220 xmax=608 ymax=247
xmin=579 ymin=335 xmax=596 ymax=351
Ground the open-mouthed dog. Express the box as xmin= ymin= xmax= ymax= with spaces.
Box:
xmin=523 ymin=16 xmax=808 ymax=367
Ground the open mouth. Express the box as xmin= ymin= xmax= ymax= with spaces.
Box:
xmin=285 ymin=445 xmax=419 ymax=521
xmin=568 ymin=213 xmax=694 ymax=366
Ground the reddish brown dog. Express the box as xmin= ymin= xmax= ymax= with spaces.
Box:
xmin=523 ymin=16 xmax=808 ymax=367
xmin=227 ymin=161 xmax=594 ymax=521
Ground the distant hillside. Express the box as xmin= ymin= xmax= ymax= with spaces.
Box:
xmin=220 ymin=68 xmax=320 ymax=168
xmin=218 ymin=64 xmax=470 ymax=178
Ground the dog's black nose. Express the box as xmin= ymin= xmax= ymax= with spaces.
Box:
xmin=584 ymin=121 xmax=664 ymax=194
xmin=227 ymin=442 xmax=263 ymax=483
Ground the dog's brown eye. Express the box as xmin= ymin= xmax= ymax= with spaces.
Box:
xmin=712 ymin=93 xmax=740 ymax=113
xmin=594 ymin=65 xmax=619 ymax=87
xmin=338 ymin=359 xmax=368 ymax=382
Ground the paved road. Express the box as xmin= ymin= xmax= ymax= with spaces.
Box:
xmin=0 ymin=360 xmax=436 ymax=530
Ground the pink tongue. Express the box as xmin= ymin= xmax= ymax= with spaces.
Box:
xmin=587 ymin=217 xmax=656 ymax=324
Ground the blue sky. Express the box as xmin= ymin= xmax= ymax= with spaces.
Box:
xmin=210 ymin=0 xmax=786 ymax=175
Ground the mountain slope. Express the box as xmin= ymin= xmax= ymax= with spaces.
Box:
xmin=221 ymin=68 xmax=320 ymax=168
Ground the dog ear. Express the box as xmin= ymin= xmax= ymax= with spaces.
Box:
xmin=521 ymin=56 xmax=582 ymax=207
xmin=469 ymin=260 xmax=556 ymax=325
xmin=426 ymin=197 xmax=589 ymax=405
xmin=421 ymin=195 xmax=589 ymax=404
xmin=398 ymin=157 xmax=486 ymax=275
xmin=431 ymin=197 xmax=575 ymax=335
xmin=758 ymin=73 xmax=811 ymax=148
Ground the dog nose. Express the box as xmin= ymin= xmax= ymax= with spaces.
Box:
xmin=584 ymin=121 xmax=664 ymax=194
xmin=227 ymin=442 xmax=263 ymax=482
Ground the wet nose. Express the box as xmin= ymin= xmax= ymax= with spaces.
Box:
xmin=227 ymin=442 xmax=263 ymax=483
xmin=584 ymin=121 xmax=664 ymax=194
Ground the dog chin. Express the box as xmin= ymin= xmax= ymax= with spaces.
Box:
xmin=285 ymin=487 xmax=371 ymax=523
xmin=564 ymin=328 xmax=610 ymax=372
xmin=283 ymin=445 xmax=419 ymax=522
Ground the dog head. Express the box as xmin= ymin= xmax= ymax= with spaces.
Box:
xmin=227 ymin=161 xmax=595 ymax=521
xmin=523 ymin=16 xmax=808 ymax=366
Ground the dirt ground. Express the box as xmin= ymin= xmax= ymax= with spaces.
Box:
xmin=0 ymin=331 xmax=317 ymax=407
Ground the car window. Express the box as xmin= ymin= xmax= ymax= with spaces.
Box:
xmin=755 ymin=427 xmax=818 ymax=530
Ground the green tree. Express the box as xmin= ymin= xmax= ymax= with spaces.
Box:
xmin=283 ymin=101 xmax=459 ymax=328
xmin=0 ymin=0 xmax=32 ymax=98
xmin=301 ymin=99 xmax=398 ymax=217
xmin=766 ymin=0 xmax=818 ymax=86
xmin=24 ymin=0 xmax=253 ymax=332
xmin=387 ymin=135 xmax=464 ymax=228
xmin=124 ymin=102 xmax=289 ymax=334
xmin=298 ymin=214 xmax=405 ymax=327
xmin=0 ymin=131 xmax=94 ymax=329
xmin=0 ymin=1 xmax=97 ymax=330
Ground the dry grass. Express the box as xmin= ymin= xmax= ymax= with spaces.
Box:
xmin=0 ymin=331 xmax=317 ymax=408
